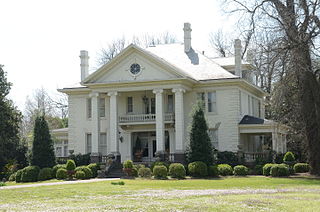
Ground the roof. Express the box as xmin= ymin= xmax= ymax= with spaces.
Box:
xmin=239 ymin=115 xmax=274 ymax=125
xmin=144 ymin=43 xmax=238 ymax=81
xmin=211 ymin=57 xmax=252 ymax=68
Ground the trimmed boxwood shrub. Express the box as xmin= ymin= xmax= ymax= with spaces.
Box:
xmin=53 ymin=164 xmax=66 ymax=178
xmin=132 ymin=167 xmax=138 ymax=177
xmin=283 ymin=152 xmax=295 ymax=164
xmin=169 ymin=163 xmax=186 ymax=179
xmin=38 ymin=168 xmax=53 ymax=181
xmin=21 ymin=166 xmax=40 ymax=182
xmin=217 ymin=164 xmax=233 ymax=176
xmin=123 ymin=160 xmax=133 ymax=169
xmin=69 ymin=153 xmax=91 ymax=166
xmin=151 ymin=161 xmax=169 ymax=172
xmin=134 ymin=164 xmax=145 ymax=171
xmin=75 ymin=171 xmax=86 ymax=180
xmin=188 ymin=161 xmax=208 ymax=177
xmin=270 ymin=164 xmax=289 ymax=177
xmin=138 ymin=167 xmax=152 ymax=178
xmin=294 ymin=163 xmax=310 ymax=173
xmin=66 ymin=160 xmax=76 ymax=171
xmin=15 ymin=169 xmax=23 ymax=183
xmin=208 ymin=165 xmax=219 ymax=177
xmin=153 ymin=165 xmax=168 ymax=179
xmin=56 ymin=168 xmax=68 ymax=179
xmin=233 ymin=165 xmax=248 ymax=176
xmin=75 ymin=166 xmax=93 ymax=179
xmin=262 ymin=163 xmax=274 ymax=176
xmin=87 ymin=163 xmax=99 ymax=178
xmin=254 ymin=164 xmax=263 ymax=175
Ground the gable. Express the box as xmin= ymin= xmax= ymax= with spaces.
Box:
xmin=84 ymin=45 xmax=186 ymax=84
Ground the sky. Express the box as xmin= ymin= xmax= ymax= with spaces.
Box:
xmin=0 ymin=0 xmax=238 ymax=111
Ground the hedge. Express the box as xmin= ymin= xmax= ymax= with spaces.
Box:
xmin=293 ymin=163 xmax=310 ymax=173
xmin=153 ymin=165 xmax=168 ymax=179
xmin=208 ymin=165 xmax=219 ymax=177
xmin=21 ymin=166 xmax=40 ymax=182
xmin=217 ymin=164 xmax=233 ymax=176
xmin=169 ymin=163 xmax=186 ymax=179
xmin=38 ymin=168 xmax=53 ymax=181
xmin=233 ymin=165 xmax=248 ymax=176
xmin=56 ymin=168 xmax=68 ymax=179
xmin=188 ymin=161 xmax=208 ymax=177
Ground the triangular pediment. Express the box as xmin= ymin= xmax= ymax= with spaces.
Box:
xmin=83 ymin=45 xmax=187 ymax=84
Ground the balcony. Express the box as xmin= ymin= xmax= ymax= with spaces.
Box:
xmin=119 ymin=113 xmax=175 ymax=125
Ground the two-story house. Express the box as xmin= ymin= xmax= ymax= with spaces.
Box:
xmin=53 ymin=23 xmax=288 ymax=163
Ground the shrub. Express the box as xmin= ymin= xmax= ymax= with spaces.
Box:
xmin=66 ymin=160 xmax=76 ymax=171
xmin=138 ymin=167 xmax=152 ymax=178
xmin=274 ymin=153 xmax=284 ymax=164
xmin=208 ymin=165 xmax=219 ymax=177
xmin=75 ymin=166 xmax=93 ymax=179
xmin=283 ymin=152 xmax=295 ymax=163
xmin=294 ymin=163 xmax=310 ymax=173
xmin=87 ymin=163 xmax=99 ymax=178
xmin=270 ymin=164 xmax=289 ymax=177
xmin=169 ymin=163 xmax=186 ymax=179
xmin=38 ymin=168 xmax=53 ymax=181
xmin=15 ymin=169 xmax=23 ymax=183
xmin=217 ymin=151 xmax=239 ymax=167
xmin=0 ymin=182 xmax=5 ymax=187
xmin=217 ymin=164 xmax=233 ymax=176
xmin=52 ymin=164 xmax=66 ymax=178
xmin=151 ymin=161 xmax=169 ymax=172
xmin=153 ymin=165 xmax=168 ymax=179
xmin=262 ymin=163 xmax=274 ymax=176
xmin=233 ymin=165 xmax=248 ymax=176
xmin=69 ymin=153 xmax=91 ymax=166
xmin=111 ymin=181 xmax=125 ymax=185
xmin=21 ymin=166 xmax=40 ymax=182
xmin=123 ymin=160 xmax=134 ymax=169
xmin=56 ymin=168 xmax=68 ymax=179
xmin=8 ymin=172 xmax=16 ymax=181
xmin=134 ymin=164 xmax=145 ymax=171
xmin=75 ymin=171 xmax=86 ymax=180
xmin=188 ymin=161 xmax=208 ymax=177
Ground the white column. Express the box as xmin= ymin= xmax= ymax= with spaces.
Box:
xmin=108 ymin=91 xmax=119 ymax=155
xmin=168 ymin=129 xmax=175 ymax=154
xmin=153 ymin=89 xmax=165 ymax=153
xmin=172 ymin=88 xmax=185 ymax=152
xmin=90 ymin=92 xmax=99 ymax=154
xmin=272 ymin=131 xmax=277 ymax=152
xmin=283 ymin=134 xmax=287 ymax=152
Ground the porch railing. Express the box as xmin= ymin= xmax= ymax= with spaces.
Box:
xmin=119 ymin=113 xmax=174 ymax=124
xmin=243 ymin=152 xmax=269 ymax=162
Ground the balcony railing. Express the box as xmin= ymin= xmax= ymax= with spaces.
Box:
xmin=119 ymin=113 xmax=175 ymax=124
xmin=243 ymin=152 xmax=269 ymax=162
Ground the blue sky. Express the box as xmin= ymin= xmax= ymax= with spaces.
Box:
xmin=0 ymin=0 xmax=238 ymax=111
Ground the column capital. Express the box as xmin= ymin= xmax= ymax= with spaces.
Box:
xmin=107 ymin=91 xmax=118 ymax=96
xmin=89 ymin=92 xmax=99 ymax=98
xmin=172 ymin=88 xmax=186 ymax=93
xmin=153 ymin=88 xmax=163 ymax=94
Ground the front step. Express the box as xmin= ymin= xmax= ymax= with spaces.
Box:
xmin=106 ymin=167 xmax=125 ymax=178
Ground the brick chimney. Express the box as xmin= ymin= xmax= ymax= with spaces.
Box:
xmin=234 ymin=39 xmax=242 ymax=77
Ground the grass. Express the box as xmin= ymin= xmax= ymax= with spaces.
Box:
xmin=1 ymin=176 xmax=320 ymax=211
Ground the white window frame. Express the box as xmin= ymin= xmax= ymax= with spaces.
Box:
xmin=87 ymin=98 xmax=92 ymax=119
xmin=207 ymin=91 xmax=217 ymax=113
xmin=127 ymin=96 xmax=133 ymax=113
xmin=208 ymin=129 xmax=219 ymax=150
xmin=86 ymin=133 xmax=92 ymax=154
xmin=99 ymin=98 xmax=106 ymax=118
xmin=167 ymin=94 xmax=174 ymax=113
xmin=99 ymin=133 xmax=107 ymax=155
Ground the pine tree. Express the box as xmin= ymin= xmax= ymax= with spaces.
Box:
xmin=31 ymin=116 xmax=56 ymax=168
xmin=0 ymin=65 xmax=27 ymax=172
xmin=187 ymin=103 xmax=214 ymax=165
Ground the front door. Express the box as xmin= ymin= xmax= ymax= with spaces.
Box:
xmin=141 ymin=136 xmax=156 ymax=162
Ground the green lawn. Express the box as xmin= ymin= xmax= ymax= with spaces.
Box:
xmin=1 ymin=176 xmax=320 ymax=211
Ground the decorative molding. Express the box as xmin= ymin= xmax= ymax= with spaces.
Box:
xmin=107 ymin=91 xmax=118 ymax=96
xmin=152 ymin=88 xmax=164 ymax=94
xmin=172 ymin=88 xmax=186 ymax=93
xmin=89 ymin=92 xmax=99 ymax=98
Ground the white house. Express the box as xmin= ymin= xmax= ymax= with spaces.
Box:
xmin=53 ymin=23 xmax=288 ymax=164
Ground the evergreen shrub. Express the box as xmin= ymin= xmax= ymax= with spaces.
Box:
xmin=75 ymin=171 xmax=86 ymax=180
xmin=75 ymin=166 xmax=93 ymax=179
xmin=21 ymin=166 xmax=40 ymax=182
xmin=233 ymin=165 xmax=248 ymax=176
xmin=217 ymin=164 xmax=233 ymax=176
xmin=38 ymin=168 xmax=53 ymax=181
xmin=138 ymin=167 xmax=152 ymax=178
xmin=52 ymin=164 xmax=66 ymax=178
xmin=208 ymin=165 xmax=219 ymax=177
xmin=153 ymin=165 xmax=168 ymax=179
xmin=151 ymin=161 xmax=169 ymax=172
xmin=169 ymin=163 xmax=186 ymax=179
xmin=283 ymin=152 xmax=295 ymax=163
xmin=15 ymin=169 xmax=23 ymax=183
xmin=262 ymin=163 xmax=274 ymax=176
xmin=270 ymin=164 xmax=289 ymax=177
xmin=56 ymin=168 xmax=67 ymax=179
xmin=87 ymin=163 xmax=99 ymax=178
xmin=8 ymin=172 xmax=16 ymax=181
xmin=188 ymin=161 xmax=208 ymax=177
xmin=293 ymin=163 xmax=310 ymax=173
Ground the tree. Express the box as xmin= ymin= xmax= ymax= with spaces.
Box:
xmin=187 ymin=103 xmax=214 ymax=165
xmin=31 ymin=116 xmax=56 ymax=168
xmin=224 ymin=0 xmax=320 ymax=174
xmin=0 ymin=65 xmax=27 ymax=172
xmin=97 ymin=32 xmax=177 ymax=66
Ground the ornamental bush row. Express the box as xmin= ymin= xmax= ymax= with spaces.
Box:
xmin=11 ymin=160 xmax=100 ymax=182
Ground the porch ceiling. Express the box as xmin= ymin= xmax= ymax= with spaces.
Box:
xmin=239 ymin=124 xmax=288 ymax=134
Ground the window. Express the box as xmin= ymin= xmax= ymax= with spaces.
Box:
xmin=151 ymin=98 xmax=155 ymax=114
xmin=86 ymin=133 xmax=92 ymax=154
xmin=197 ymin=92 xmax=205 ymax=110
xmin=167 ymin=95 xmax=174 ymax=113
xmin=99 ymin=133 xmax=107 ymax=155
xmin=99 ymin=98 xmax=105 ymax=117
xmin=207 ymin=92 xmax=216 ymax=113
xmin=87 ymin=98 xmax=92 ymax=118
xmin=127 ymin=97 xmax=133 ymax=113
xmin=208 ymin=129 xmax=219 ymax=150
xmin=55 ymin=147 xmax=62 ymax=157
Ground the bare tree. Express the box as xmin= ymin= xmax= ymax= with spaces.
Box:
xmin=209 ymin=30 xmax=232 ymax=57
xmin=224 ymin=0 xmax=320 ymax=174
xmin=97 ymin=32 xmax=177 ymax=66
